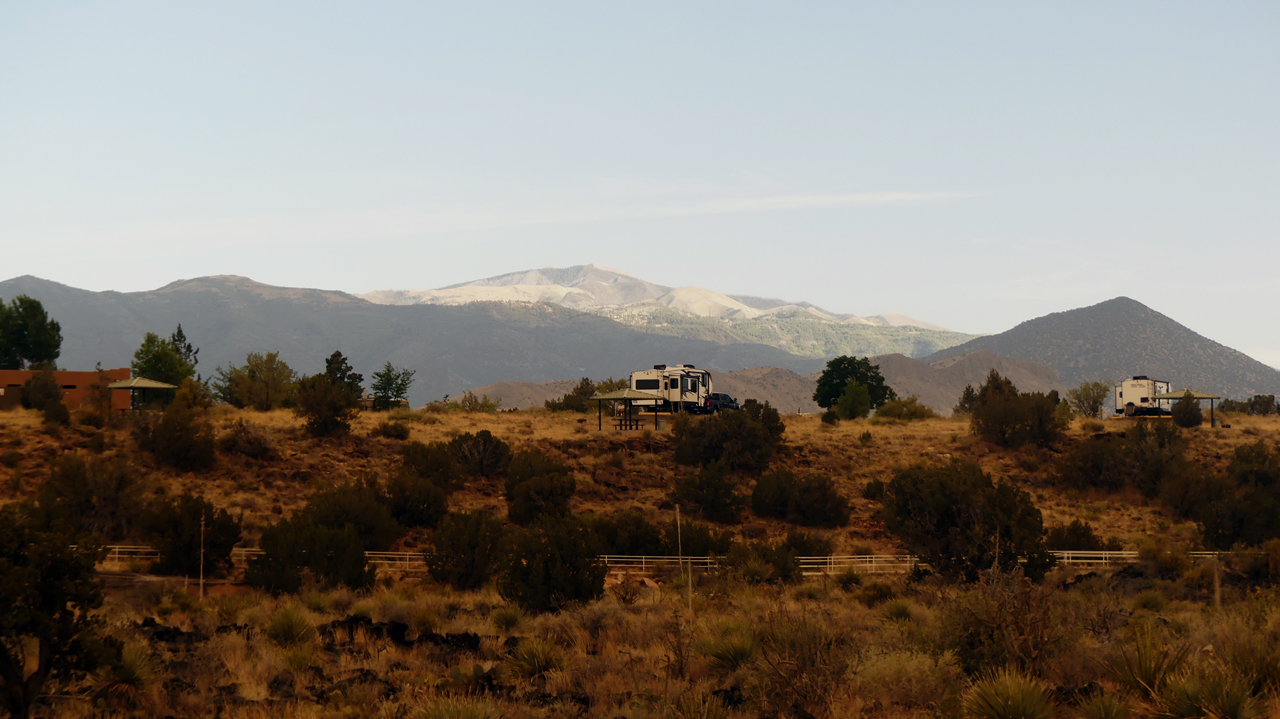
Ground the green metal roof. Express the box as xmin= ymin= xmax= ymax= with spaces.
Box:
xmin=107 ymin=377 xmax=179 ymax=390
xmin=1152 ymin=389 xmax=1221 ymax=400
xmin=591 ymin=389 xmax=666 ymax=401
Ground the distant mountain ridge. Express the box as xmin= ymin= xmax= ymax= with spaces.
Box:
xmin=361 ymin=264 xmax=973 ymax=359
xmin=0 ymin=274 xmax=826 ymax=406
xmin=926 ymin=297 xmax=1280 ymax=399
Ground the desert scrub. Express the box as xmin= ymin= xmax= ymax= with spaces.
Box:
xmin=490 ymin=606 xmax=526 ymax=633
xmin=855 ymin=580 xmax=895 ymax=607
xmin=414 ymin=697 xmax=505 ymax=719
xmin=834 ymin=566 xmax=862 ymax=591
xmin=882 ymin=598 xmax=916 ymax=622
xmin=507 ymin=639 xmax=564 ymax=680
xmin=851 ymin=649 xmax=963 ymax=712
xmin=963 ymin=670 xmax=1054 ymax=719
xmin=265 ymin=604 xmax=317 ymax=648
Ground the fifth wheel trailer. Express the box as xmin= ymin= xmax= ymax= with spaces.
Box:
xmin=628 ymin=364 xmax=713 ymax=413
xmin=1114 ymin=376 xmax=1173 ymax=417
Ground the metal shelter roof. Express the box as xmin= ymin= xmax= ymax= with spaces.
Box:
xmin=107 ymin=377 xmax=179 ymax=390
xmin=1152 ymin=389 xmax=1221 ymax=400
xmin=591 ymin=389 xmax=665 ymax=401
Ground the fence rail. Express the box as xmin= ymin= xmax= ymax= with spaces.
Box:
xmin=100 ymin=546 xmax=1240 ymax=577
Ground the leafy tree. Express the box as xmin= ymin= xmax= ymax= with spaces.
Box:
xmin=139 ymin=379 xmax=217 ymax=472
xmin=1066 ymin=381 xmax=1112 ymax=419
xmin=31 ymin=455 xmax=144 ymax=540
xmin=131 ymin=331 xmax=194 ymax=387
xmin=0 ymin=506 xmax=115 ymax=719
xmin=169 ymin=324 xmax=200 ymax=382
xmin=497 ymin=517 xmax=607 ymax=613
xmin=384 ymin=471 xmax=449 ymax=529
xmin=835 ymin=382 xmax=871 ymax=420
xmin=0 ymin=295 xmax=63 ymax=370
xmin=588 ymin=511 xmax=669 ymax=556
xmin=1171 ymin=391 xmax=1203 ymax=428
xmin=545 ymin=377 xmax=594 ymax=412
xmin=970 ymin=371 xmax=1065 ymax=448
xmin=370 ymin=361 xmax=415 ymax=410
xmin=402 ymin=440 xmax=461 ymax=490
xmin=324 ymin=351 xmax=364 ymax=399
xmin=426 ymin=511 xmax=507 ymax=590
xmin=673 ymin=460 xmax=745 ymax=524
xmin=449 ymin=430 xmax=512 ymax=477
xmin=246 ymin=519 xmax=373 ymax=594
xmin=507 ymin=474 xmax=576 ymax=525
xmin=813 ymin=356 xmax=897 ymax=410
xmin=296 ymin=477 xmax=403 ymax=551
xmin=1044 ymin=519 xmax=1120 ymax=551
xmin=212 ymin=352 xmax=297 ymax=410
xmin=20 ymin=365 xmax=61 ymax=412
xmin=953 ymin=385 xmax=978 ymax=415
xmin=672 ymin=405 xmax=782 ymax=473
xmin=141 ymin=494 xmax=242 ymax=577
xmin=878 ymin=460 xmax=1055 ymax=582
xmin=293 ymin=373 xmax=359 ymax=437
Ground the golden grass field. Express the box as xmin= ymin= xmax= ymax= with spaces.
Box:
xmin=2 ymin=406 xmax=1280 ymax=718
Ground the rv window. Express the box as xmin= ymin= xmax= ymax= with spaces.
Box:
xmin=689 ymin=380 xmax=698 ymax=393
xmin=669 ymin=378 xmax=679 ymax=389
xmin=1140 ymin=397 xmax=1149 ymax=403
xmin=636 ymin=379 xmax=660 ymax=390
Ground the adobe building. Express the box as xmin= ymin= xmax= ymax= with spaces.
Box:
xmin=0 ymin=368 xmax=132 ymax=412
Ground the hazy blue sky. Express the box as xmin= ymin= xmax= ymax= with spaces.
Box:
xmin=2 ymin=3 xmax=1278 ymax=365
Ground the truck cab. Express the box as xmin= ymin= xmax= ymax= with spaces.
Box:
xmin=629 ymin=364 xmax=714 ymax=414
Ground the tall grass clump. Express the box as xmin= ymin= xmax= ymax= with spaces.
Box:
xmin=414 ymin=697 xmax=505 ymax=719
xmin=265 ymin=604 xmax=317 ymax=648
xmin=963 ymin=670 xmax=1054 ymax=719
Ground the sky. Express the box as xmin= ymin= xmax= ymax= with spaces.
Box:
xmin=2 ymin=3 xmax=1278 ymax=366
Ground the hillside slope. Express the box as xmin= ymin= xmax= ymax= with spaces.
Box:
xmin=0 ymin=275 xmax=826 ymax=405
xmin=926 ymin=297 xmax=1280 ymax=398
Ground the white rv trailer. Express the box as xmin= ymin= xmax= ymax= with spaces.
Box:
xmin=1114 ymin=376 xmax=1174 ymax=417
xmin=628 ymin=364 xmax=714 ymax=414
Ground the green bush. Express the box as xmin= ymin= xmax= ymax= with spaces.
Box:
xmin=293 ymin=373 xmax=359 ymax=437
xmin=1219 ymin=394 xmax=1277 ymax=416
xmin=426 ymin=511 xmax=507 ymax=590
xmin=1199 ymin=439 xmax=1280 ymax=549
xmin=543 ymin=377 xmax=596 ymax=413
xmin=497 ymin=517 xmax=607 ymax=613
xmin=672 ymin=403 xmax=783 ymax=473
xmin=246 ymin=519 xmax=374 ymax=593
xmin=21 ymin=365 xmax=62 ymax=412
xmin=42 ymin=400 xmax=71 ymax=426
xmin=727 ymin=540 xmax=801 ymax=584
xmin=507 ymin=473 xmax=575 ymax=525
xmin=211 ymin=352 xmax=297 ymax=410
xmin=751 ymin=470 xmax=850 ymax=528
xmin=1171 ymin=392 xmax=1203 ymax=427
xmin=384 ymin=470 xmax=449 ymax=529
xmin=970 ymin=370 xmax=1065 ymax=448
xmin=880 ymin=460 xmax=1055 ymax=582
xmin=217 ymin=419 xmax=277 ymax=460
xmin=665 ymin=519 xmax=735 ymax=557
xmin=32 ymin=454 xmax=143 ymax=540
xmin=135 ymin=379 xmax=216 ymax=472
xmin=141 ymin=494 xmax=242 ymax=577
xmin=875 ymin=394 xmax=937 ymax=421
xmin=505 ymin=449 xmax=571 ymax=496
xmin=1057 ymin=420 xmax=1189 ymax=499
xmin=836 ymin=382 xmax=872 ymax=420
xmin=673 ymin=460 xmax=745 ymax=524
xmin=820 ymin=409 xmax=839 ymax=425
xmin=587 ymin=511 xmax=668 ymax=555
xmin=448 ymin=430 xmax=511 ymax=477
xmin=1044 ymin=519 xmax=1121 ymax=551
xmin=402 ymin=440 xmax=460 ymax=490
xmin=370 ymin=420 xmax=411 ymax=440
xmin=297 ymin=477 xmax=403 ymax=551
xmin=781 ymin=530 xmax=833 ymax=557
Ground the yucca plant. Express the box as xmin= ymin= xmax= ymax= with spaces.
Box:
xmin=92 ymin=643 xmax=155 ymax=708
xmin=415 ymin=697 xmax=505 ymax=719
xmin=1101 ymin=628 xmax=1190 ymax=699
xmin=506 ymin=639 xmax=564 ymax=681
xmin=671 ymin=693 xmax=731 ymax=719
xmin=834 ymin=566 xmax=862 ymax=591
xmin=490 ymin=606 xmax=525 ymax=633
xmin=963 ymin=670 xmax=1054 ymax=719
xmin=265 ymin=604 xmax=317 ymax=648
xmin=1156 ymin=671 xmax=1261 ymax=719
xmin=883 ymin=598 xmax=915 ymax=622
xmin=1075 ymin=693 xmax=1132 ymax=719
xmin=703 ymin=634 xmax=757 ymax=674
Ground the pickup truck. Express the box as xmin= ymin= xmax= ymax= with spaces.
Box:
xmin=704 ymin=393 xmax=740 ymax=413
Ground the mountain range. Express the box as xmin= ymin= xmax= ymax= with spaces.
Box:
xmin=2 ymin=272 xmax=1276 ymax=409
xmin=926 ymin=297 xmax=1280 ymax=400
xmin=361 ymin=265 xmax=976 ymax=360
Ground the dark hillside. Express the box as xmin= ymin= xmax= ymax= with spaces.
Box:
xmin=0 ymin=275 xmax=825 ymax=405
xmin=927 ymin=297 xmax=1280 ymax=398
